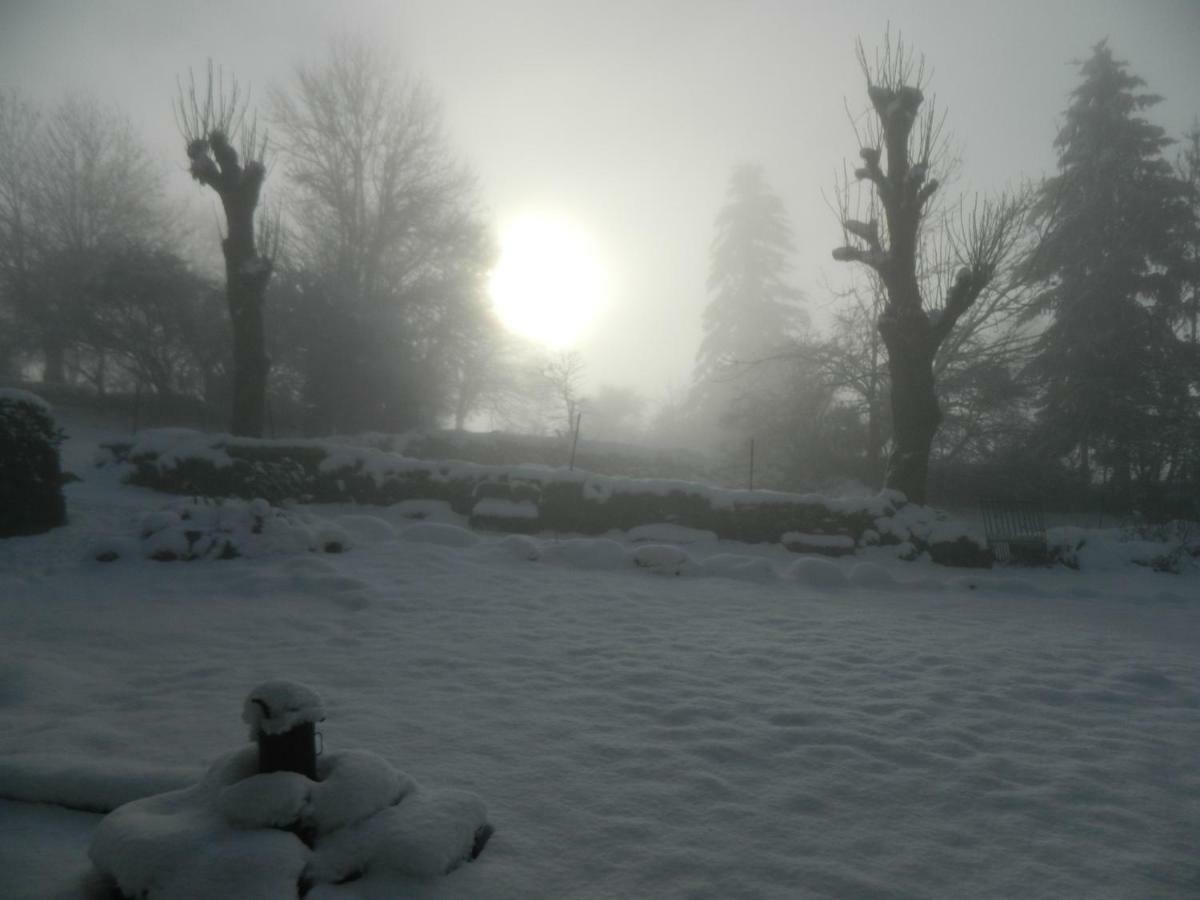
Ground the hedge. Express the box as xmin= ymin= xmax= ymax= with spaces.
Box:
xmin=105 ymin=429 xmax=991 ymax=567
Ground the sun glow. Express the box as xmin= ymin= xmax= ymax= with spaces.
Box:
xmin=488 ymin=214 xmax=608 ymax=348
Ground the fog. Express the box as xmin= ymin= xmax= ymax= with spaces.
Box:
xmin=4 ymin=0 xmax=1196 ymax=394
xmin=2 ymin=0 xmax=1199 ymax=507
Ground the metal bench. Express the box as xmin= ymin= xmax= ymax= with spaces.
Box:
xmin=979 ymin=497 xmax=1048 ymax=563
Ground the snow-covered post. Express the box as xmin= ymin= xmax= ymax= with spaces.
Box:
xmin=242 ymin=680 xmax=325 ymax=780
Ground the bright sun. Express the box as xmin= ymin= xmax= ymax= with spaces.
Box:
xmin=488 ymin=214 xmax=607 ymax=348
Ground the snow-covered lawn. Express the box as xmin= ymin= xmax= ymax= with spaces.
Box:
xmin=1 ymin=428 xmax=1197 ymax=898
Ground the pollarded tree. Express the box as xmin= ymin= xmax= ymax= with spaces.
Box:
xmin=1026 ymin=42 xmax=1193 ymax=503
xmin=832 ymin=33 xmax=1024 ymax=504
xmin=175 ymin=63 xmax=272 ymax=437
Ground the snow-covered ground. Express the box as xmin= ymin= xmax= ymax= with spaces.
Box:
xmin=1 ymin=419 xmax=1198 ymax=898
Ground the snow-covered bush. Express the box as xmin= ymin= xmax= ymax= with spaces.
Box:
xmin=0 ymin=389 xmax=66 ymax=537
xmin=94 ymin=497 xmax=350 ymax=563
xmin=1121 ymin=518 xmax=1200 ymax=574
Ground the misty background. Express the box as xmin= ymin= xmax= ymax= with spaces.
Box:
xmin=1 ymin=0 xmax=1198 ymax=511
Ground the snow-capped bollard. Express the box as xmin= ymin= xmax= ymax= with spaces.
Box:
xmin=243 ymin=680 xmax=325 ymax=780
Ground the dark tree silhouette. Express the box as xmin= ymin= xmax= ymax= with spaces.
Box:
xmin=175 ymin=63 xmax=273 ymax=437
xmin=833 ymin=33 xmax=1022 ymax=504
xmin=1026 ymin=42 xmax=1194 ymax=505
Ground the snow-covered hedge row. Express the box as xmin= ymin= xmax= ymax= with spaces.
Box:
xmin=0 ymin=388 xmax=66 ymax=537
xmin=106 ymin=429 xmax=991 ymax=566
xmin=90 ymin=497 xmax=351 ymax=563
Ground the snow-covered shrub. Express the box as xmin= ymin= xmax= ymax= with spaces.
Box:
xmin=874 ymin=503 xmax=992 ymax=568
xmin=96 ymin=497 xmax=351 ymax=562
xmin=0 ymin=389 xmax=66 ymax=537
xmin=1122 ymin=518 xmax=1200 ymax=574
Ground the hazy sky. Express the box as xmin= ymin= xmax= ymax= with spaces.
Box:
xmin=2 ymin=0 xmax=1198 ymax=399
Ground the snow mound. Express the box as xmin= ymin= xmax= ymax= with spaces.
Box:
xmin=398 ymin=522 xmax=480 ymax=548
xmin=0 ymin=754 xmax=198 ymax=814
xmin=88 ymin=746 xmax=308 ymax=900
xmin=789 ymin=556 xmax=849 ymax=589
xmin=848 ymin=561 xmax=896 ymax=589
xmin=699 ymin=553 xmax=777 ymax=582
xmin=627 ymin=523 xmax=718 ymax=545
xmin=333 ymin=515 xmax=397 ymax=544
xmin=632 ymin=543 xmax=693 ymax=575
xmin=485 ymin=534 xmax=542 ymax=561
xmin=89 ymin=743 xmax=490 ymax=898
xmin=541 ymin=538 xmax=630 ymax=570
xmin=472 ymin=498 xmax=539 ymax=520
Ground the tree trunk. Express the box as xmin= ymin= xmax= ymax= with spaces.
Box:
xmin=881 ymin=316 xmax=940 ymax=505
xmin=222 ymin=195 xmax=270 ymax=438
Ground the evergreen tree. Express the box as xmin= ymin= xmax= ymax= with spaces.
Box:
xmin=694 ymin=164 xmax=806 ymax=388
xmin=688 ymin=164 xmax=810 ymax=478
xmin=1027 ymin=41 xmax=1193 ymax=506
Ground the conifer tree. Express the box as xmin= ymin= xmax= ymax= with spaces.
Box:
xmin=693 ymin=164 xmax=806 ymax=400
xmin=1027 ymin=41 xmax=1192 ymax=504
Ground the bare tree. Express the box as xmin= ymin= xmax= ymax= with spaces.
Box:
xmin=175 ymin=62 xmax=272 ymax=437
xmin=269 ymin=38 xmax=492 ymax=433
xmin=541 ymin=349 xmax=586 ymax=436
xmin=832 ymin=32 xmax=1025 ymax=503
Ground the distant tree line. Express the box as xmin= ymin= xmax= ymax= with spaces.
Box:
xmin=2 ymin=34 xmax=1195 ymax=517
xmin=0 ymin=39 xmax=618 ymax=439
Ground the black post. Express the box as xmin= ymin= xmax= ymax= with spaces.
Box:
xmin=255 ymin=717 xmax=317 ymax=780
